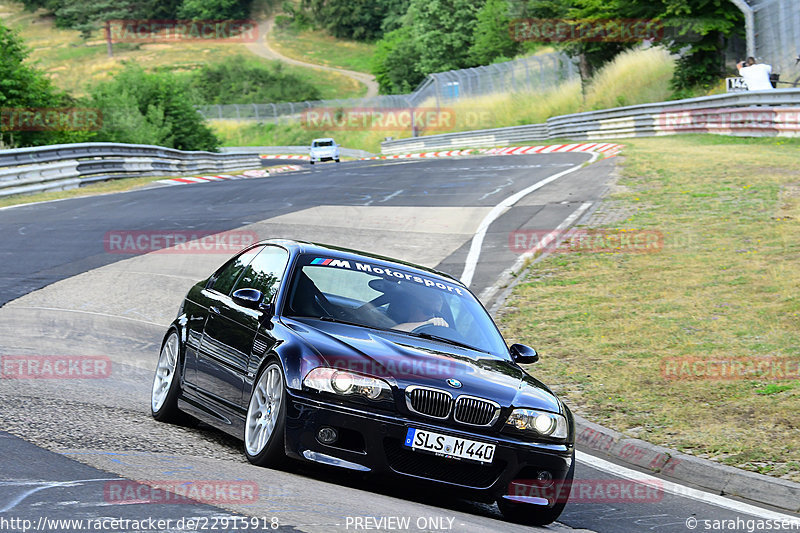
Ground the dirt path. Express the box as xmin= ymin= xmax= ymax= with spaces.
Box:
xmin=245 ymin=18 xmax=379 ymax=98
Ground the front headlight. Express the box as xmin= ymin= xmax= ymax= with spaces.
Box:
xmin=303 ymin=367 xmax=392 ymax=401
xmin=505 ymin=409 xmax=569 ymax=440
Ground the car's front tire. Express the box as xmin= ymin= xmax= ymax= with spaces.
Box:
xmin=310 ymin=160 xmax=315 ymax=165
xmin=498 ymin=452 xmax=575 ymax=526
xmin=151 ymin=330 xmax=185 ymax=423
xmin=244 ymin=360 xmax=289 ymax=467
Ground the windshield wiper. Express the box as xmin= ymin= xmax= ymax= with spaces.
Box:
xmin=405 ymin=331 xmax=487 ymax=353
xmin=316 ymin=315 xmax=393 ymax=331
xmin=317 ymin=315 xmax=361 ymax=326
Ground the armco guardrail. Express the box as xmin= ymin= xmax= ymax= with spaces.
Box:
xmin=381 ymin=89 xmax=800 ymax=154
xmin=0 ymin=142 xmax=262 ymax=198
xmin=220 ymin=145 xmax=375 ymax=159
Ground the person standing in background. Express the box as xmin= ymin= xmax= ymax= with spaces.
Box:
xmin=737 ymin=57 xmax=774 ymax=90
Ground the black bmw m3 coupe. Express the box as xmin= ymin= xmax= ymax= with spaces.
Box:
xmin=151 ymin=239 xmax=575 ymax=525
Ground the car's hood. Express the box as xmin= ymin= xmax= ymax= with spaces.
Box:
xmin=311 ymin=147 xmax=337 ymax=154
xmin=286 ymin=318 xmax=561 ymax=413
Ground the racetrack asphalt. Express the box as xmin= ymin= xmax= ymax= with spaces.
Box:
xmin=1 ymin=154 xmax=797 ymax=532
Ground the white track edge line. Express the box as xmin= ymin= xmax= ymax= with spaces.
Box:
xmin=459 ymin=151 xmax=599 ymax=287
xmin=577 ymin=451 xmax=800 ymax=522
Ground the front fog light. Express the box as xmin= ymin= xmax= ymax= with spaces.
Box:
xmin=317 ymin=426 xmax=338 ymax=444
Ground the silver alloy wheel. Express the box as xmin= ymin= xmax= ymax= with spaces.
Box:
xmin=245 ymin=364 xmax=283 ymax=456
xmin=151 ymin=332 xmax=178 ymax=412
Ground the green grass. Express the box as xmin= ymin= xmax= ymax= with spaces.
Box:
xmin=0 ymin=0 xmax=362 ymax=99
xmin=269 ymin=25 xmax=376 ymax=74
xmin=497 ymin=135 xmax=800 ymax=482
xmin=285 ymin=63 xmax=367 ymax=99
xmin=0 ymin=175 xmax=167 ymax=208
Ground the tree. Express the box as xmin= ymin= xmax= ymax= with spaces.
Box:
xmin=372 ymin=26 xmax=425 ymax=94
xmin=0 ymin=21 xmax=88 ymax=147
xmin=301 ymin=0 xmax=409 ymax=41
xmin=178 ymin=0 xmax=254 ymax=20
xmin=303 ymin=0 xmax=386 ymax=41
xmin=469 ymin=0 xmax=521 ymax=65
xmin=658 ymin=1 xmax=742 ymax=92
xmin=52 ymin=0 xmax=140 ymax=57
xmin=90 ymin=64 xmax=219 ymax=151
xmin=407 ymin=0 xmax=484 ymax=74
xmin=515 ymin=0 xmax=743 ymax=92
xmin=518 ymin=0 xmax=637 ymax=82
xmin=380 ymin=0 xmax=411 ymax=34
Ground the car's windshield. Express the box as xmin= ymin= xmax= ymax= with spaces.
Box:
xmin=284 ymin=254 xmax=509 ymax=356
xmin=313 ymin=140 xmax=334 ymax=147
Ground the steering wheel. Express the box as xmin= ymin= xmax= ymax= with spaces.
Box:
xmin=411 ymin=323 xmax=450 ymax=335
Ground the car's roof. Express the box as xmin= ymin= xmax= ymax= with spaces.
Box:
xmin=258 ymin=239 xmax=462 ymax=285
xmin=311 ymin=138 xmax=335 ymax=143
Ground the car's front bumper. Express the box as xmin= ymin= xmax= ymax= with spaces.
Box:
xmin=283 ymin=390 xmax=573 ymax=504
xmin=310 ymin=152 xmax=338 ymax=161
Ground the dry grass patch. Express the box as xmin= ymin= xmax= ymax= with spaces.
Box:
xmin=498 ymin=135 xmax=800 ymax=481
xmin=269 ymin=25 xmax=376 ymax=74
xmin=0 ymin=0 xmax=361 ymax=98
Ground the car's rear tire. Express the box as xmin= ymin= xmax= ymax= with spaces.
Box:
xmin=335 ymin=158 xmax=340 ymax=163
xmin=310 ymin=160 xmax=315 ymax=165
xmin=244 ymin=361 xmax=289 ymax=467
xmin=151 ymin=330 xmax=186 ymax=423
xmin=498 ymin=452 xmax=575 ymax=526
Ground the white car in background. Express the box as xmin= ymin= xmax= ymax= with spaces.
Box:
xmin=309 ymin=138 xmax=340 ymax=164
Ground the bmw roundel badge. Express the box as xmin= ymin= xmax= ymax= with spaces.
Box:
xmin=446 ymin=378 xmax=462 ymax=389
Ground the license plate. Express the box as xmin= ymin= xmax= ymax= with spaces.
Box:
xmin=404 ymin=428 xmax=495 ymax=464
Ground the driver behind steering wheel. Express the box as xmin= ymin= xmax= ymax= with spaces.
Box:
xmin=391 ymin=284 xmax=449 ymax=332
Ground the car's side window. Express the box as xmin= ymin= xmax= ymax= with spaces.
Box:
xmin=234 ymin=246 xmax=290 ymax=303
xmin=208 ymin=246 xmax=263 ymax=296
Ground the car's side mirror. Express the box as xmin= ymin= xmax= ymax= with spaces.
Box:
xmin=510 ymin=343 xmax=539 ymax=364
xmin=232 ymin=288 xmax=264 ymax=310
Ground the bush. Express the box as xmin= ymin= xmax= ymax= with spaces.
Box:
xmin=89 ymin=64 xmax=219 ymax=151
xmin=191 ymin=56 xmax=321 ymax=104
